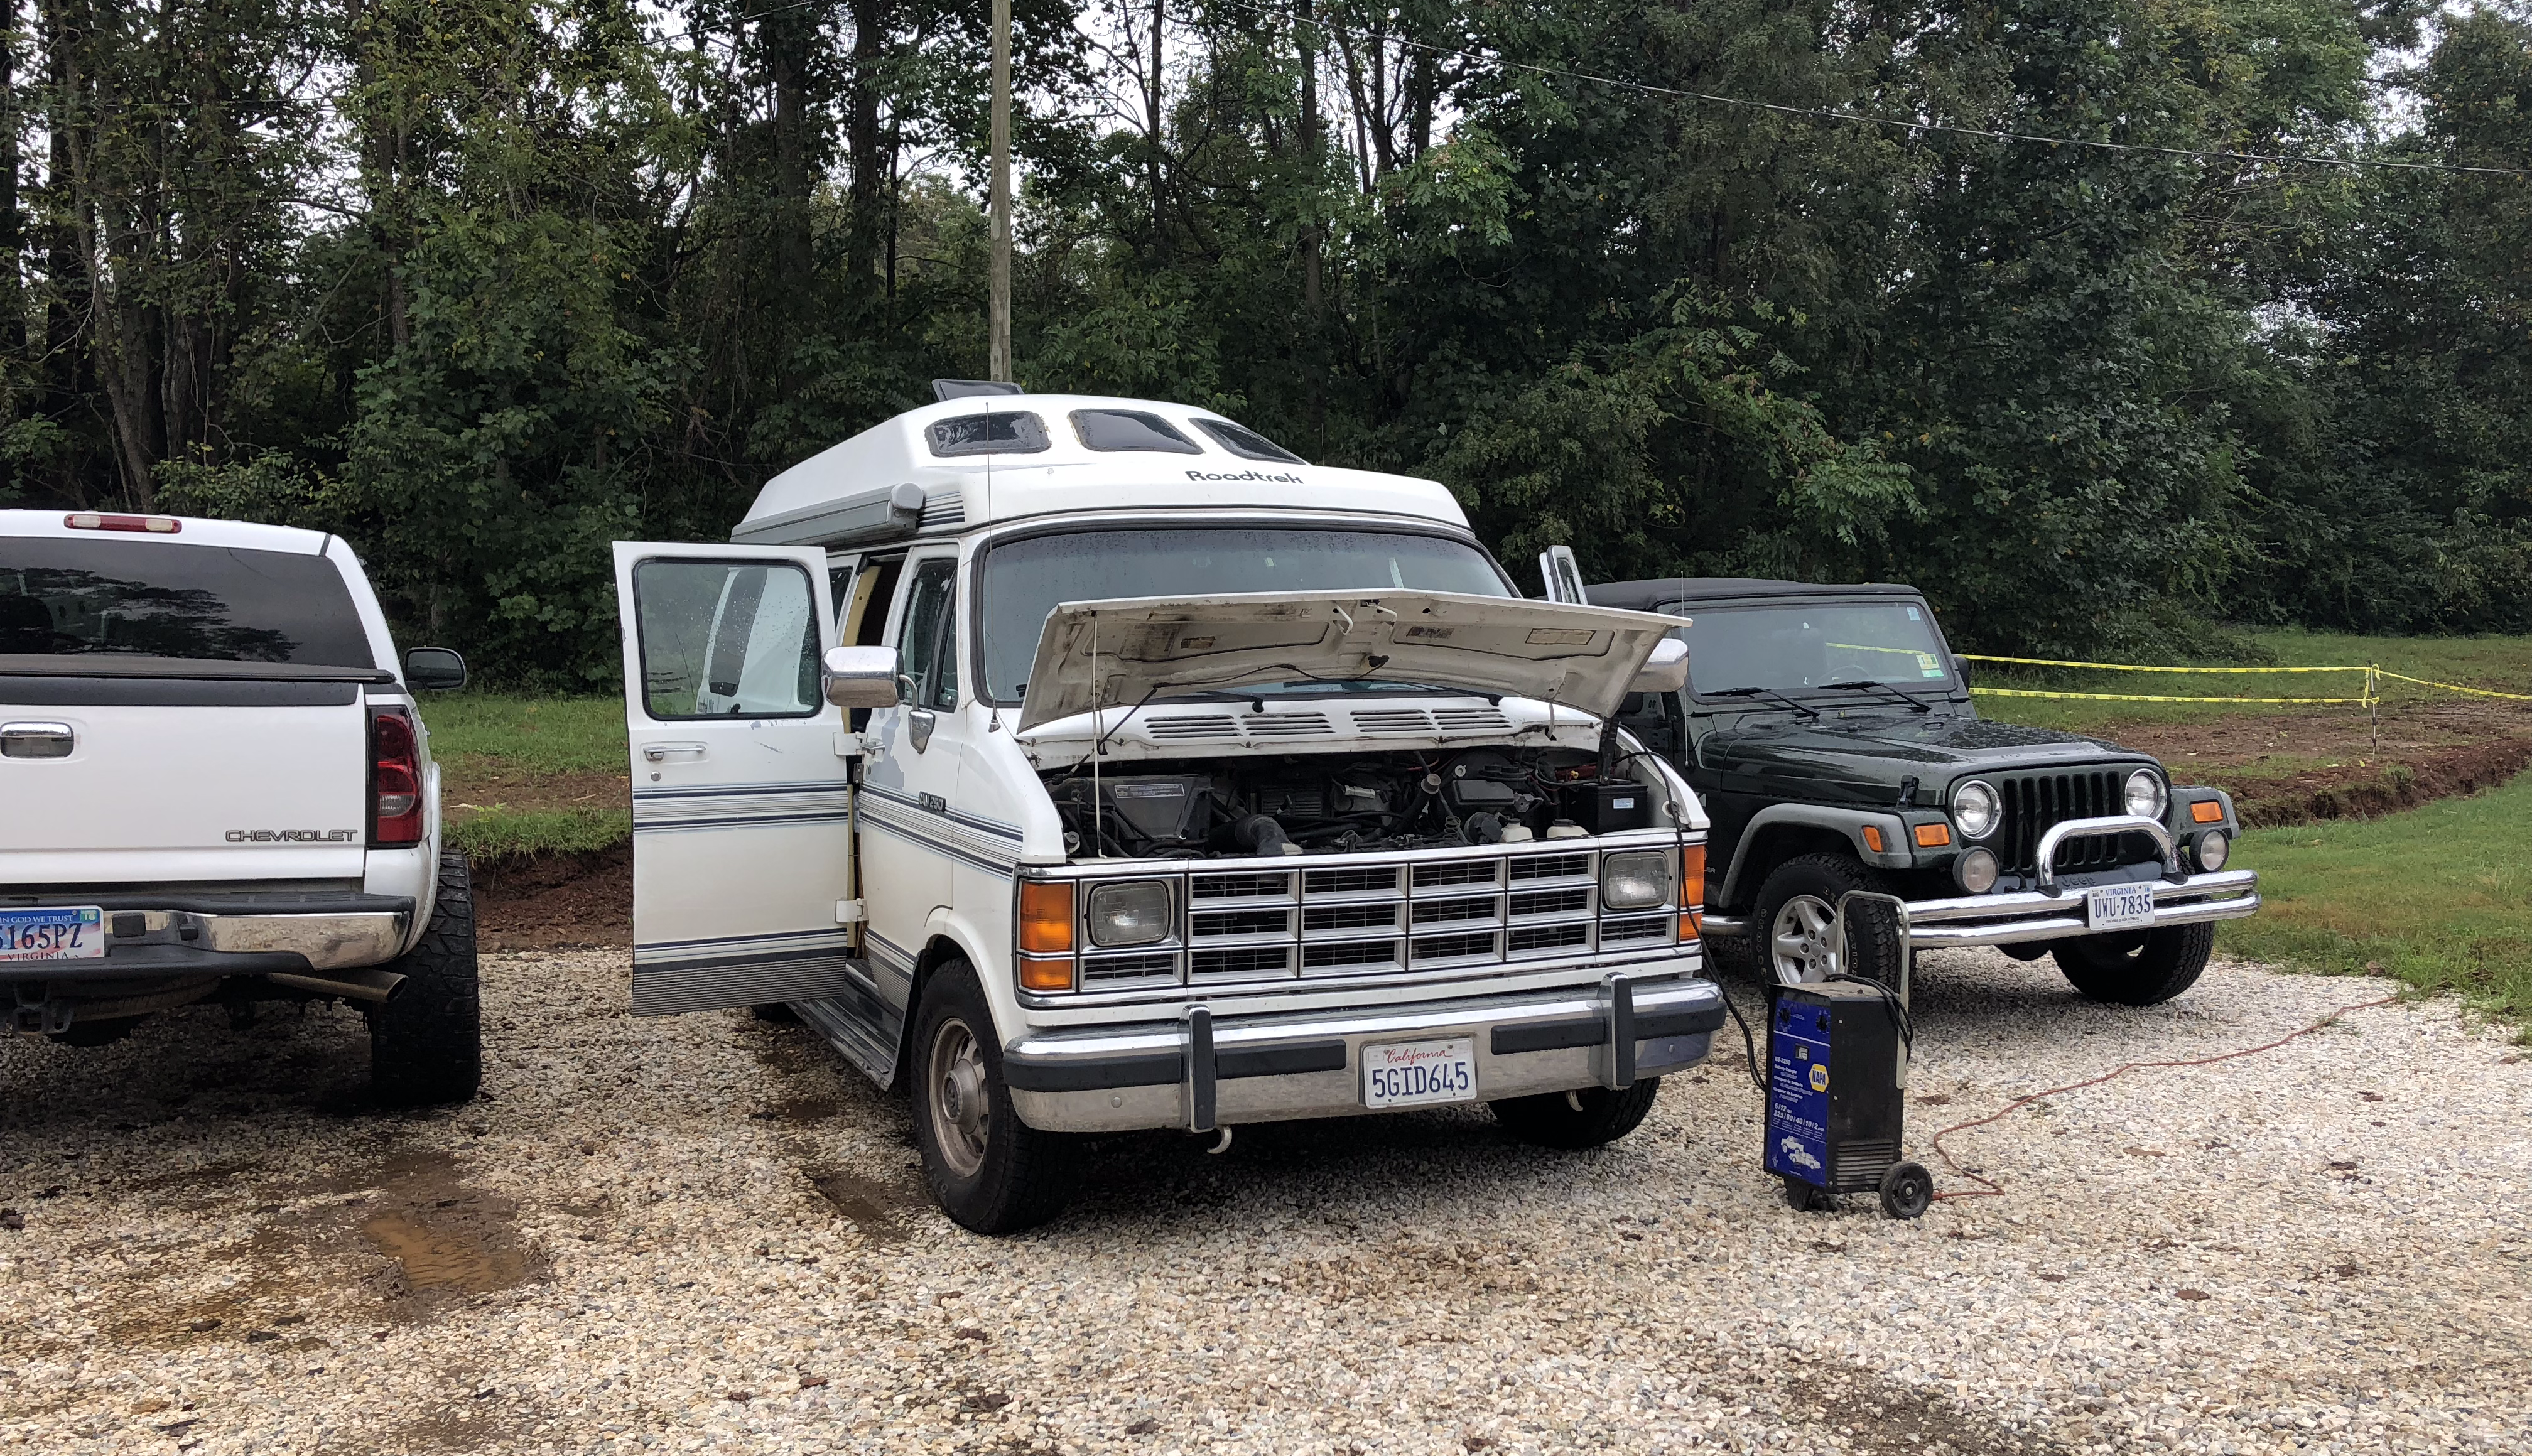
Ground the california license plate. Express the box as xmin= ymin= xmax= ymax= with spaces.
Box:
xmin=0 ymin=907 xmax=106 ymax=963
xmin=2085 ymin=883 xmax=2156 ymax=931
xmin=1362 ymin=1037 xmax=1477 ymax=1109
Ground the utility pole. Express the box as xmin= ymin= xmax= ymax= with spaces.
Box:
xmin=988 ymin=0 xmax=1012 ymax=382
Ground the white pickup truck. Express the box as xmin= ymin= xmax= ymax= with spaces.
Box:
xmin=0 ymin=509 xmax=479 ymax=1104
xmin=611 ymin=389 xmax=1726 ymax=1231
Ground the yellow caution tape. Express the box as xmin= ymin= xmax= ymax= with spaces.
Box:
xmin=1969 ymin=688 xmax=2372 ymax=704
xmin=2371 ymin=669 xmax=2532 ymax=703
xmin=1957 ymin=654 xmax=2369 ymax=674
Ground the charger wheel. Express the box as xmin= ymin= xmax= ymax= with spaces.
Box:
xmin=1878 ymin=1160 xmax=1934 ymax=1219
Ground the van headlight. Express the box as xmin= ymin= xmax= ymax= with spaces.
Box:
xmin=1085 ymin=880 xmax=1173 ymax=947
xmin=1601 ymin=851 xmax=1671 ymax=910
xmin=2124 ymin=768 xmax=2168 ymax=821
xmin=1950 ymin=780 xmax=1999 ymax=839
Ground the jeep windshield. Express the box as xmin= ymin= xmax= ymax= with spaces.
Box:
xmin=1674 ymin=600 xmax=1955 ymax=699
xmin=977 ymin=526 xmax=1512 ymax=703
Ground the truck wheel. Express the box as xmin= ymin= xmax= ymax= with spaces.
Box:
xmin=910 ymin=959 xmax=1076 ymax=1233
xmin=1490 ymin=1080 xmax=1660 ymax=1150
xmin=1753 ymin=853 xmax=1904 ymax=987
xmin=2052 ymin=922 xmax=2215 ymax=1006
xmin=369 ymin=850 xmax=484 ymax=1107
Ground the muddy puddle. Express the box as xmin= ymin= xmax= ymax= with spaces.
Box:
xmin=805 ymin=1166 xmax=920 ymax=1244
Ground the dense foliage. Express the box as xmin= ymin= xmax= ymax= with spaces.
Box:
xmin=1 ymin=0 xmax=2526 ymax=682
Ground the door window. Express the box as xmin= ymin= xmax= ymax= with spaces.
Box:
xmin=633 ymin=559 xmax=821 ymax=719
xmin=897 ymin=559 xmax=960 ymax=711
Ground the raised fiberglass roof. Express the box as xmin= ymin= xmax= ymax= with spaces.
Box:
xmin=732 ymin=394 xmax=1468 ymax=547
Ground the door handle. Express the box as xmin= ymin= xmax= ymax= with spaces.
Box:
xmin=907 ymin=708 xmax=936 ymax=753
xmin=642 ymin=741 xmax=708 ymax=762
xmin=1 ymin=721 xmax=75 ymax=759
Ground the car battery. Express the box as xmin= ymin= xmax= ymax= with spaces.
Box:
xmin=1571 ymin=780 xmax=1653 ymax=834
xmin=1765 ymin=981 xmax=1932 ymax=1218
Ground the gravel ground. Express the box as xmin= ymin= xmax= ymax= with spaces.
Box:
xmin=2 ymin=949 xmax=2526 ymax=1456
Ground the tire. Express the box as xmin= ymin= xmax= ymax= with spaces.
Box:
xmin=1878 ymin=1160 xmax=1934 ymax=1219
xmin=369 ymin=850 xmax=484 ymax=1107
xmin=1752 ymin=853 xmax=1905 ymax=987
xmin=1490 ymin=1079 xmax=1660 ymax=1150
xmin=2052 ymin=922 xmax=2215 ymax=1006
xmin=909 ymin=959 xmax=1076 ymax=1234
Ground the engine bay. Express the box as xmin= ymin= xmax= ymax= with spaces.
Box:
xmin=1045 ymin=747 xmax=1667 ymax=860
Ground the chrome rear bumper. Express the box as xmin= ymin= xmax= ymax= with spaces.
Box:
xmin=1004 ymin=969 xmax=1724 ymax=1134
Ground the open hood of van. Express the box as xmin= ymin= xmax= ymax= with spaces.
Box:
xmin=1012 ymin=589 xmax=1684 ymax=733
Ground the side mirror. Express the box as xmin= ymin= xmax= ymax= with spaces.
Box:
xmin=1628 ymin=637 xmax=1689 ymax=696
xmin=821 ymin=645 xmax=901 ymax=709
xmin=403 ymin=647 xmax=468 ymax=691
xmin=1954 ymin=656 xmax=1974 ymax=688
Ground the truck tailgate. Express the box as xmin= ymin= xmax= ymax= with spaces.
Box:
xmin=0 ymin=683 xmax=372 ymax=885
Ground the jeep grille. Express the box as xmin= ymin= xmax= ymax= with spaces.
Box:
xmin=1993 ymin=770 xmax=2160 ymax=875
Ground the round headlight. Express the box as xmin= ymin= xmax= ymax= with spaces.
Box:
xmin=1085 ymin=880 xmax=1172 ymax=948
xmin=2124 ymin=768 xmax=2168 ymax=821
xmin=2194 ymin=829 xmax=2229 ymax=873
xmin=1951 ymin=780 xmax=1999 ymax=839
xmin=1601 ymin=850 xmax=1671 ymax=910
xmin=1957 ymin=847 xmax=1999 ymax=895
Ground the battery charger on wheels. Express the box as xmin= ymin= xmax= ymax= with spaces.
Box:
xmin=1765 ymin=979 xmax=1934 ymax=1219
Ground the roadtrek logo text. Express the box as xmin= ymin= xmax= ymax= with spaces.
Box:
xmin=1185 ymin=468 xmax=1304 ymax=484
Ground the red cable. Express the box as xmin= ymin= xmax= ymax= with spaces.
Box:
xmin=1924 ymin=994 xmax=2404 ymax=1200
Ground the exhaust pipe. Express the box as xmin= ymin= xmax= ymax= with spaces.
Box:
xmin=264 ymin=968 xmax=407 ymax=1005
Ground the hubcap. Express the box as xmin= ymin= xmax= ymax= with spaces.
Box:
xmin=927 ymin=1018 xmax=991 ymax=1179
xmin=1768 ymin=893 xmax=1840 ymax=986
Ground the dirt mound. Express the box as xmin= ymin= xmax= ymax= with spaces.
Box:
xmin=2227 ymin=736 xmax=2532 ymax=828
xmin=472 ymin=844 xmax=631 ymax=950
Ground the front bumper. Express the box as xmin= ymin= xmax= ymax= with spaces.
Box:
xmin=1898 ymin=868 xmax=2258 ymax=949
xmin=1003 ymin=970 xmax=1724 ymax=1133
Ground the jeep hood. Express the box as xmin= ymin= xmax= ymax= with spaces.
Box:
xmin=1706 ymin=713 xmax=2145 ymax=774
xmin=1013 ymin=590 xmax=1683 ymax=732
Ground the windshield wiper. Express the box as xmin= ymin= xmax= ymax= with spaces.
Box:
xmin=1707 ymin=686 xmax=1821 ymax=719
xmin=1818 ymin=679 xmax=1934 ymax=714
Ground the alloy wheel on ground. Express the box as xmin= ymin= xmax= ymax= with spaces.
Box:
xmin=1769 ymin=893 xmax=1841 ymax=985
xmin=926 ymin=1017 xmax=991 ymax=1180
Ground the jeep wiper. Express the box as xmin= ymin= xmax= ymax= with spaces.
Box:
xmin=1819 ymin=679 xmax=1933 ymax=714
xmin=1707 ymin=685 xmax=1820 ymax=719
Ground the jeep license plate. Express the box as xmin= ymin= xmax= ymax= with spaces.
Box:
xmin=1362 ymin=1037 xmax=1477 ymax=1109
xmin=0 ymin=907 xmax=106 ymax=963
xmin=2085 ymin=884 xmax=2156 ymax=931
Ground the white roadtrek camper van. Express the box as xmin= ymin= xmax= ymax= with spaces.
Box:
xmin=612 ymin=391 xmax=1724 ymax=1231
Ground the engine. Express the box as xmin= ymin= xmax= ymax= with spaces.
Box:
xmin=1045 ymin=748 xmax=1662 ymax=860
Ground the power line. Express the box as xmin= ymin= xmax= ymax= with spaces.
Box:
xmin=1218 ymin=0 xmax=2531 ymax=181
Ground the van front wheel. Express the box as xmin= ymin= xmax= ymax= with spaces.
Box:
xmin=910 ymin=960 xmax=1076 ymax=1233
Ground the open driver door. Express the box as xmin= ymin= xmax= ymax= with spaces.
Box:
xmin=612 ymin=542 xmax=875 ymax=1024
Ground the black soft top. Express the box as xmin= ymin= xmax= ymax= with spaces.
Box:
xmin=1587 ymin=576 xmax=1927 ymax=612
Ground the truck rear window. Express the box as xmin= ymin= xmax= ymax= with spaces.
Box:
xmin=0 ymin=539 xmax=373 ymax=666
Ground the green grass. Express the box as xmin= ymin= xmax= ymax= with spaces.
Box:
xmin=417 ymin=693 xmax=628 ymax=775
xmin=419 ymin=694 xmax=630 ymax=858
xmin=1977 ymin=628 xmax=2532 ymax=734
xmin=2222 ymin=770 xmax=2532 ymax=1035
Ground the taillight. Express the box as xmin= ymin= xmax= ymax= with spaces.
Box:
xmin=64 ymin=512 xmax=180 ymax=533
xmin=370 ymin=708 xmax=425 ymax=846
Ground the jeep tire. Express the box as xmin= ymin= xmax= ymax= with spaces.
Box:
xmin=911 ymin=959 xmax=1077 ymax=1234
xmin=1491 ymin=1079 xmax=1661 ymax=1150
xmin=1751 ymin=852 xmax=1905 ymax=987
xmin=2052 ymin=922 xmax=2215 ymax=1006
xmin=369 ymin=849 xmax=484 ymax=1106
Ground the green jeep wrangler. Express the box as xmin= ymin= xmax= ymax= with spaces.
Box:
xmin=1586 ymin=576 xmax=2261 ymax=1005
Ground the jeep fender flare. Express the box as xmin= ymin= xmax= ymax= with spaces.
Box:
xmin=1716 ymin=804 xmax=1915 ymax=910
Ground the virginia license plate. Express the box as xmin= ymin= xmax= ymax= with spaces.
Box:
xmin=0 ymin=907 xmax=106 ymax=963
xmin=2085 ymin=883 xmax=2156 ymax=931
xmin=1362 ymin=1037 xmax=1477 ymax=1109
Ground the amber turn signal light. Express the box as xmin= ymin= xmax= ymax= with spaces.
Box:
xmin=1017 ymin=880 xmax=1075 ymax=955
xmin=1861 ymin=826 xmax=1885 ymax=853
xmin=1679 ymin=844 xmax=1706 ymax=940
xmin=1018 ymin=956 xmax=1075 ymax=993
xmin=2190 ymin=800 xmax=2224 ymax=824
xmin=1915 ymin=823 xmax=1952 ymax=848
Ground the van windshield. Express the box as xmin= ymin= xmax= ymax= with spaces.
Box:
xmin=1677 ymin=600 xmax=1953 ymax=698
xmin=976 ymin=526 xmax=1511 ymax=703
xmin=0 ymin=539 xmax=372 ymax=666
